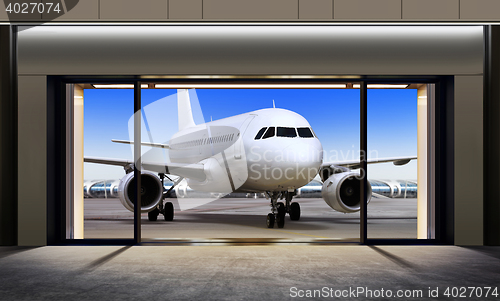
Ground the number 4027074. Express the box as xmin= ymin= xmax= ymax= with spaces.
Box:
xmin=5 ymin=2 xmax=61 ymax=14
xmin=443 ymin=287 xmax=498 ymax=298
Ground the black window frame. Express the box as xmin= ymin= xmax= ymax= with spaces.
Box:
xmin=46 ymin=76 xmax=454 ymax=246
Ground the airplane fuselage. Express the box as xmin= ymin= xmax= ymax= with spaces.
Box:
xmin=168 ymin=108 xmax=323 ymax=193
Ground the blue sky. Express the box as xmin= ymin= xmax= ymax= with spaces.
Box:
xmin=84 ymin=88 xmax=418 ymax=181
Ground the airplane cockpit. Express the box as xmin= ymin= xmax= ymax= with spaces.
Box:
xmin=254 ymin=127 xmax=316 ymax=140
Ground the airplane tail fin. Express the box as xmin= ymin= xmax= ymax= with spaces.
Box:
xmin=177 ymin=89 xmax=196 ymax=131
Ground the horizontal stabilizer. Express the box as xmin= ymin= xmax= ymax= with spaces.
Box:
xmin=111 ymin=139 xmax=170 ymax=149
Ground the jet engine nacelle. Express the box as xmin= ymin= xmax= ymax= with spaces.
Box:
xmin=118 ymin=171 xmax=163 ymax=213
xmin=321 ymin=172 xmax=372 ymax=213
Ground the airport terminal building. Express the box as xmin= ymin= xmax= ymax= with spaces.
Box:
xmin=1 ymin=0 xmax=499 ymax=247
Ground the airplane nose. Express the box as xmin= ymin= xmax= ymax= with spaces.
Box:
xmin=282 ymin=140 xmax=323 ymax=172
xmin=245 ymin=139 xmax=323 ymax=190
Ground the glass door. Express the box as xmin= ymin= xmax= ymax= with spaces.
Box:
xmin=365 ymin=83 xmax=433 ymax=240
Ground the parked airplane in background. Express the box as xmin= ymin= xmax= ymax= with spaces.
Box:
xmin=84 ymin=178 xmax=418 ymax=199
xmin=85 ymin=89 xmax=416 ymax=228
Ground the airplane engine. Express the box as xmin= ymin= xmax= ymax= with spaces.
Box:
xmin=321 ymin=172 xmax=372 ymax=213
xmin=118 ymin=171 xmax=163 ymax=213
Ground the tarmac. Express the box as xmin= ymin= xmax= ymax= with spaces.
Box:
xmin=84 ymin=197 xmax=419 ymax=241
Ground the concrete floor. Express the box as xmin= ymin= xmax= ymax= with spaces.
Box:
xmin=0 ymin=245 xmax=499 ymax=300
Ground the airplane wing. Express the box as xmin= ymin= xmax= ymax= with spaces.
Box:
xmin=321 ymin=156 xmax=417 ymax=170
xmin=111 ymin=139 xmax=170 ymax=149
xmin=84 ymin=157 xmax=206 ymax=182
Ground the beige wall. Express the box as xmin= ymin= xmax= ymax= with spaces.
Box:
xmin=454 ymin=75 xmax=483 ymax=245
xmin=403 ymin=0 xmax=459 ymax=20
xmin=1 ymin=0 xmax=500 ymax=22
xmin=18 ymin=76 xmax=47 ymax=246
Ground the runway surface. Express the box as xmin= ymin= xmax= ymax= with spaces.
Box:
xmin=84 ymin=196 xmax=418 ymax=241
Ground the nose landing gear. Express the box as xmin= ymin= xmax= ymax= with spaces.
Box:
xmin=266 ymin=191 xmax=300 ymax=228
xmin=266 ymin=192 xmax=286 ymax=228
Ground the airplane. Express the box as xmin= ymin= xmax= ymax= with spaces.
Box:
xmin=85 ymin=89 xmax=416 ymax=228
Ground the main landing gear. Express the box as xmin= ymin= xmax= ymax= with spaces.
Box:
xmin=148 ymin=173 xmax=182 ymax=222
xmin=149 ymin=200 xmax=174 ymax=221
xmin=266 ymin=191 xmax=301 ymax=228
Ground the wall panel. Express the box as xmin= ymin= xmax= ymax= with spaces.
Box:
xmin=203 ymin=0 xmax=298 ymax=20
xmin=299 ymin=0 xmax=333 ymax=19
xmin=42 ymin=0 xmax=99 ymax=21
xmin=461 ymin=0 xmax=500 ymax=21
xmin=402 ymin=0 xmax=459 ymax=20
xmin=169 ymin=0 xmax=203 ymax=19
xmin=0 ymin=3 xmax=8 ymax=21
xmin=100 ymin=0 xmax=168 ymax=20
xmin=454 ymin=75 xmax=483 ymax=245
xmin=334 ymin=0 xmax=401 ymax=20
xmin=18 ymin=75 xmax=47 ymax=246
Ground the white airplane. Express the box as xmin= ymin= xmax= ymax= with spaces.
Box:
xmin=85 ymin=89 xmax=416 ymax=228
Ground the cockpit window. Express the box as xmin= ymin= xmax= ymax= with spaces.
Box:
xmin=297 ymin=127 xmax=314 ymax=138
xmin=277 ymin=127 xmax=297 ymax=138
xmin=254 ymin=127 xmax=267 ymax=140
xmin=262 ymin=127 xmax=275 ymax=139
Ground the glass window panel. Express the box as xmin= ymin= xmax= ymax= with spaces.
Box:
xmin=297 ymin=127 xmax=314 ymax=138
xmin=262 ymin=127 xmax=275 ymax=139
xmin=254 ymin=127 xmax=267 ymax=140
xmin=69 ymin=87 xmax=363 ymax=243
xmin=82 ymin=88 xmax=135 ymax=239
xmin=277 ymin=127 xmax=297 ymax=137
xmin=366 ymin=85 xmax=425 ymax=239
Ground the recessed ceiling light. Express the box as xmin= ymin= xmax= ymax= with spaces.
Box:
xmin=353 ymin=84 xmax=409 ymax=89
xmin=154 ymin=84 xmax=347 ymax=89
xmin=74 ymin=96 xmax=83 ymax=99
xmin=418 ymin=96 xmax=427 ymax=99
xmin=92 ymin=84 xmax=149 ymax=89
